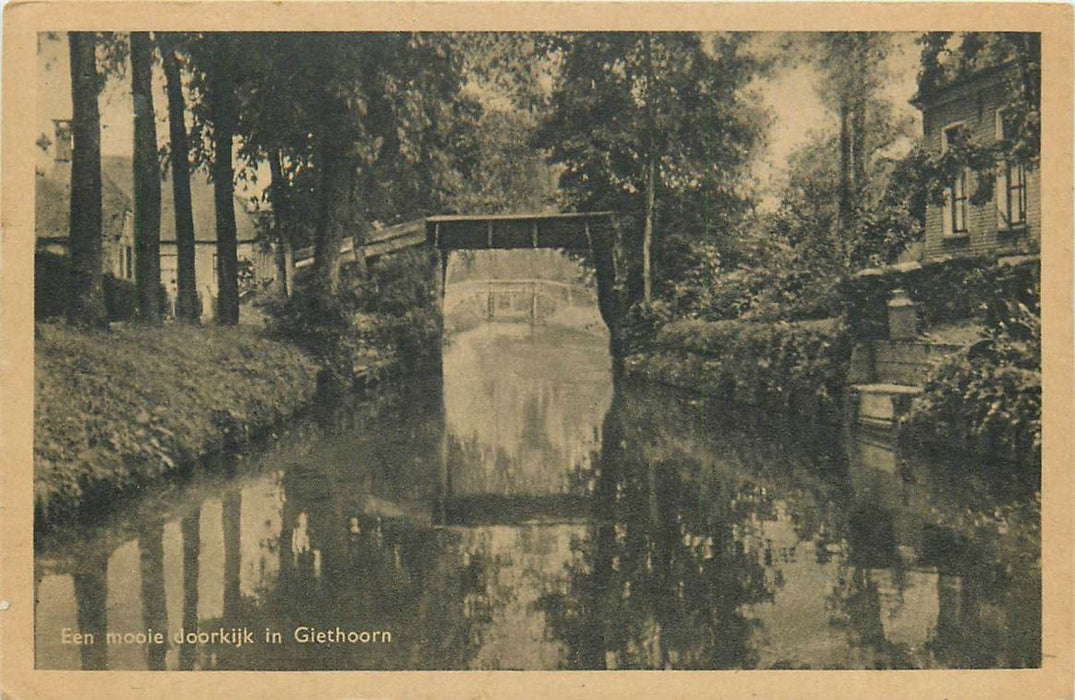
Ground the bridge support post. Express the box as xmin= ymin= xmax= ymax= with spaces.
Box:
xmin=590 ymin=228 xmax=626 ymax=375
xmin=432 ymin=248 xmax=448 ymax=377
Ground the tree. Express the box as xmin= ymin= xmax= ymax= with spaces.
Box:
xmin=445 ymin=33 xmax=562 ymax=215
xmin=640 ymin=32 xmax=657 ymax=304
xmin=66 ymin=31 xmax=108 ymax=328
xmin=811 ymin=33 xmax=892 ymax=243
xmin=538 ymin=33 xmax=765 ymax=305
xmin=310 ymin=72 xmax=351 ymax=301
xmin=267 ymin=149 xmax=296 ymax=299
xmin=131 ymin=31 xmax=162 ymax=324
xmin=160 ymin=33 xmax=199 ymax=322
xmin=208 ymin=34 xmax=240 ymax=325
xmin=228 ymin=33 xmax=475 ymax=308
xmin=766 ymin=123 xmax=921 ymax=274
xmin=446 ymin=106 xmax=557 ymax=214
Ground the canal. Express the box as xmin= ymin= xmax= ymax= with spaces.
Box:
xmin=34 ymin=270 xmax=1040 ymax=670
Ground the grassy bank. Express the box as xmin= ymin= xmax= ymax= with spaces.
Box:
xmin=34 ymin=322 xmax=320 ymax=525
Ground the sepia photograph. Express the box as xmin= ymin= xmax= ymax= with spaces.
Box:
xmin=2 ymin=4 xmax=1072 ymax=695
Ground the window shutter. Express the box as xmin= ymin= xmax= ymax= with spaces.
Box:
xmin=942 ymin=188 xmax=953 ymax=237
xmin=1014 ymin=166 xmax=1026 ymax=224
xmin=996 ymin=164 xmax=1009 ymax=229
xmin=995 ymin=110 xmax=1008 ymax=229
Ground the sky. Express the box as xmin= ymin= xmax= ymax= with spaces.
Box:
xmin=748 ymin=33 xmax=921 ymax=210
xmin=37 ymin=34 xmax=171 ymax=166
xmin=36 ymin=32 xmax=923 ymax=211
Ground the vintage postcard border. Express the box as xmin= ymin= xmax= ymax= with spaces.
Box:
xmin=2 ymin=3 xmax=1072 ymax=698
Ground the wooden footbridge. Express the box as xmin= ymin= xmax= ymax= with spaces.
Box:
xmin=443 ymin=278 xmax=597 ymax=323
xmin=294 ymin=211 xmax=615 ymax=267
xmin=294 ymin=211 xmax=626 ymax=355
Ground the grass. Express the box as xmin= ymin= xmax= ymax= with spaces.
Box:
xmin=34 ymin=321 xmax=320 ymax=525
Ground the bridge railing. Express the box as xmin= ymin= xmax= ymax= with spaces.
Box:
xmin=294 ymin=218 xmax=428 ymax=269
xmin=443 ymin=279 xmax=597 ymax=313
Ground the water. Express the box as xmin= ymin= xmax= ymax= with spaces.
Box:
xmin=34 ymin=315 xmax=1040 ymax=670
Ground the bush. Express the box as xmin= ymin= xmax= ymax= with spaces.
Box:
xmin=839 ymin=255 xmax=1039 ymax=339
xmin=35 ymin=251 xmax=69 ymax=320
xmin=662 ymin=240 xmax=843 ymax=324
xmin=266 ymin=248 xmax=441 ymax=382
xmin=103 ymin=274 xmax=138 ymax=321
xmin=621 ymin=299 xmax=675 ymax=354
xmin=901 ymin=278 xmax=1041 ymax=474
xmin=35 ymin=251 xmax=170 ymax=322
xmin=632 ymin=316 xmax=851 ymax=420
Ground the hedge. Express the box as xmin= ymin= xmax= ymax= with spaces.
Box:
xmin=36 ymin=250 xmax=170 ymax=321
xmin=627 ymin=317 xmax=851 ymax=421
xmin=839 ymin=254 xmax=1039 ymax=339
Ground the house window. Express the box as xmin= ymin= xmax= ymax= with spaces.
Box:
xmin=943 ymin=124 xmax=968 ymax=237
xmin=123 ymin=245 xmax=133 ymax=280
xmin=995 ymin=109 xmax=1027 ymax=228
xmin=1000 ymin=162 xmax=1027 ymax=227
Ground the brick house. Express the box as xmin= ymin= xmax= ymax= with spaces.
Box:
xmin=911 ymin=66 xmax=1040 ymax=261
xmin=35 ymin=121 xmax=275 ymax=320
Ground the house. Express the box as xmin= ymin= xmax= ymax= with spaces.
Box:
xmin=35 ymin=122 xmax=134 ymax=269
xmin=911 ymin=65 xmax=1040 ymax=262
xmin=35 ymin=120 xmax=275 ymax=320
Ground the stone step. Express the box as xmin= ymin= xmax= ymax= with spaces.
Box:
xmin=873 ymin=340 xmax=961 ymax=385
xmin=875 ymin=360 xmax=932 ymax=386
xmin=850 ymin=383 xmax=923 ymax=424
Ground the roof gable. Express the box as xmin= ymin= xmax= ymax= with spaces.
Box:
xmin=101 ymin=155 xmax=258 ymax=244
xmin=36 ymin=155 xmax=258 ymax=244
xmin=35 ymin=163 xmax=131 ymax=242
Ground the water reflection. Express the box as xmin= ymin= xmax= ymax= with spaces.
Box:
xmin=34 ymin=320 xmax=1039 ymax=670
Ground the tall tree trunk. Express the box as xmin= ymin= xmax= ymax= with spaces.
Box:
xmin=67 ymin=32 xmax=107 ymax=329
xmin=641 ymin=32 xmax=656 ymax=305
xmin=836 ymin=90 xmax=854 ymax=264
xmin=347 ymin=164 xmax=368 ymax=279
xmin=311 ymin=93 xmax=351 ymax=304
xmin=268 ymin=149 xmax=294 ymax=299
xmin=161 ymin=36 xmax=199 ymax=323
xmin=210 ymin=36 xmax=240 ymax=325
xmin=850 ymin=35 xmax=869 ymax=201
xmin=851 ymin=102 xmax=867 ymax=190
xmin=131 ymin=31 xmax=162 ymax=324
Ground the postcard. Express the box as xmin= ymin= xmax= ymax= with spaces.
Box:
xmin=2 ymin=3 xmax=1072 ymax=698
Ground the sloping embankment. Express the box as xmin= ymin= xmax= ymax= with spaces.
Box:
xmin=34 ymin=322 xmax=320 ymax=526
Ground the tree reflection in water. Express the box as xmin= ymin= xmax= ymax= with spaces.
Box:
xmin=33 ymin=341 xmax=1040 ymax=670
xmin=538 ymin=379 xmax=1040 ymax=670
xmin=539 ymin=383 xmax=782 ymax=670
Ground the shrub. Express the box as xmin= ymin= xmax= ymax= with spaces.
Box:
xmin=103 ymin=274 xmax=138 ymax=321
xmin=839 ymin=255 xmax=1039 ymax=339
xmin=35 ymin=251 xmax=169 ymax=322
xmin=901 ymin=277 xmax=1041 ymax=475
xmin=266 ymin=248 xmax=442 ymax=381
xmin=662 ymin=240 xmax=844 ymax=324
xmin=621 ymin=299 xmax=675 ymax=354
xmin=35 ymin=251 xmax=69 ymax=320
xmin=633 ymin=317 xmax=851 ymax=420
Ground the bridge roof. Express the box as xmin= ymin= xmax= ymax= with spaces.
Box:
xmin=427 ymin=211 xmax=614 ymax=251
xmin=294 ymin=211 xmax=616 ymax=268
xmin=426 ymin=211 xmax=614 ymax=224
